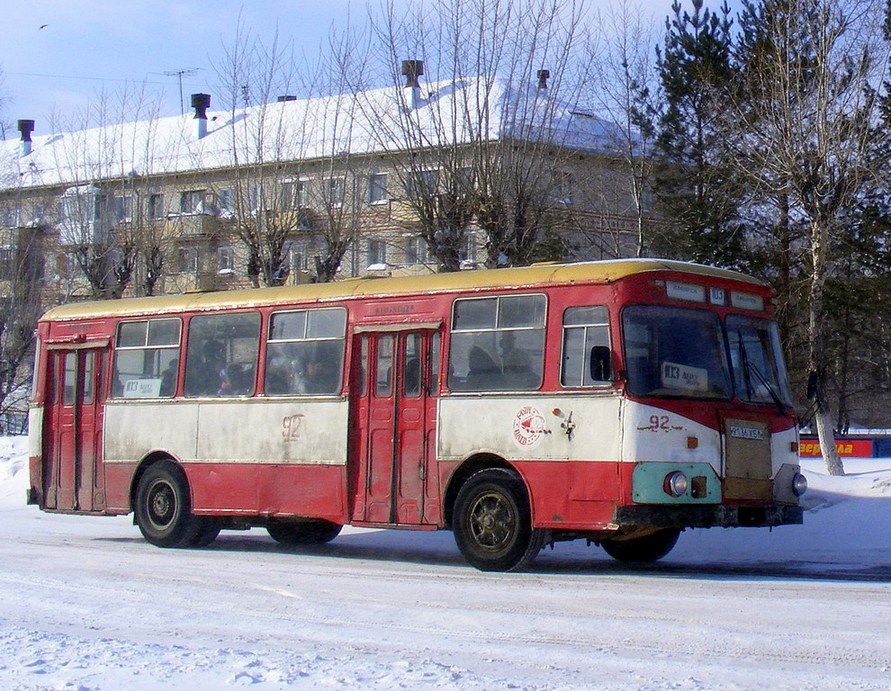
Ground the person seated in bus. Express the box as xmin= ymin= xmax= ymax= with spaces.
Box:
xmin=500 ymin=332 xmax=536 ymax=389
xmin=293 ymin=352 xmax=333 ymax=394
xmin=190 ymin=339 xmax=227 ymax=396
xmin=466 ymin=344 xmax=501 ymax=390
xmin=220 ymin=363 xmax=254 ymax=396
xmin=265 ymin=363 xmax=293 ymax=395
xmin=159 ymin=360 xmax=178 ymax=397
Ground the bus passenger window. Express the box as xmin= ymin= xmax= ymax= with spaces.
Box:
xmin=376 ymin=335 xmax=394 ymax=397
xmin=403 ymin=333 xmax=422 ymax=398
xmin=112 ymin=318 xmax=182 ymax=398
xmin=561 ymin=306 xmax=611 ymax=387
xmin=264 ymin=307 xmax=346 ymax=396
xmin=184 ymin=312 xmax=260 ymax=397
xmin=448 ymin=294 xmax=545 ymax=392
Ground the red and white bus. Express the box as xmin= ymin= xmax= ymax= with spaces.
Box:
xmin=27 ymin=259 xmax=807 ymax=571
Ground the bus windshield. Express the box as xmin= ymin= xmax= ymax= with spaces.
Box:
xmin=623 ymin=305 xmax=792 ymax=406
xmin=623 ymin=306 xmax=733 ymax=399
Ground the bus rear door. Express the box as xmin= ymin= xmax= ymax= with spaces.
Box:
xmin=42 ymin=344 xmax=107 ymax=512
xmin=350 ymin=328 xmax=439 ymax=525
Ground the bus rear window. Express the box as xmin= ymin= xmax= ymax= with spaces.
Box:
xmin=448 ymin=294 xmax=545 ymax=391
xmin=112 ymin=318 xmax=182 ymax=398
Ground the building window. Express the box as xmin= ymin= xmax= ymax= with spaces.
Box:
xmin=218 ymin=188 xmax=233 ymax=216
xmin=554 ymin=172 xmax=573 ymax=205
xmin=217 ymin=245 xmax=235 ymax=273
xmin=0 ymin=249 xmax=12 ymax=280
xmin=367 ymin=239 xmax=386 ymax=267
xmin=325 ymin=177 xmax=345 ymax=207
xmin=58 ymin=252 xmax=78 ymax=279
xmin=113 ymin=195 xmax=132 ymax=223
xmin=405 ymin=169 xmax=439 ymax=199
xmin=405 ymin=236 xmax=428 ymax=265
xmin=180 ymin=190 xmax=205 ymax=215
xmin=368 ymin=173 xmax=388 ymax=204
xmin=149 ymin=193 xmax=165 ymax=220
xmin=281 ymin=180 xmax=308 ymax=209
xmin=0 ymin=207 xmax=20 ymax=229
xmin=177 ymin=247 xmax=198 ymax=274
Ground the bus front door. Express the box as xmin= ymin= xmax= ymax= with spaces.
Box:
xmin=351 ymin=329 xmax=439 ymax=525
xmin=42 ymin=346 xmax=105 ymax=512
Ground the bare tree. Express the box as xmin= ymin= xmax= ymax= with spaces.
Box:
xmin=49 ymin=88 xmax=171 ymax=300
xmin=592 ymin=0 xmax=662 ymax=257
xmin=356 ymin=0 xmax=601 ymax=271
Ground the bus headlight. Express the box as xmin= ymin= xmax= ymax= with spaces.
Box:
xmin=664 ymin=471 xmax=689 ymax=497
xmin=792 ymin=473 xmax=808 ymax=497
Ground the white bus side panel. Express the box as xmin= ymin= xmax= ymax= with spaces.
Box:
xmin=437 ymin=394 xmax=622 ymax=462
xmin=104 ymin=399 xmax=349 ymax=466
xmin=620 ymin=400 xmax=721 ymax=472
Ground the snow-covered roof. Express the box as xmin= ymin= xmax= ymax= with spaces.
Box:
xmin=1 ymin=77 xmax=623 ymax=193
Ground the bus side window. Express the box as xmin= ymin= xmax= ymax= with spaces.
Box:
xmin=448 ymin=294 xmax=545 ymax=392
xmin=112 ymin=318 xmax=182 ymax=398
xmin=184 ymin=312 xmax=260 ymax=397
xmin=560 ymin=306 xmax=611 ymax=387
xmin=264 ymin=307 xmax=346 ymax=396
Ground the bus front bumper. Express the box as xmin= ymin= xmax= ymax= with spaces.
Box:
xmin=613 ymin=504 xmax=803 ymax=529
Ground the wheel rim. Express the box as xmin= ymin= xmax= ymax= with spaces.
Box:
xmin=468 ymin=490 xmax=516 ymax=551
xmin=146 ymin=480 xmax=176 ymax=530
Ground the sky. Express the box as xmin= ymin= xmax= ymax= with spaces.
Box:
xmin=0 ymin=0 xmax=739 ymax=137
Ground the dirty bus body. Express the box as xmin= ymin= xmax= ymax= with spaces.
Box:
xmin=27 ymin=259 xmax=806 ymax=571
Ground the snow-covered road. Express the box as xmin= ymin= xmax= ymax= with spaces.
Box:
xmin=2 ymin=438 xmax=891 ymax=689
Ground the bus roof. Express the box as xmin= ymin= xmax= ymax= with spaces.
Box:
xmin=39 ymin=258 xmax=766 ymax=323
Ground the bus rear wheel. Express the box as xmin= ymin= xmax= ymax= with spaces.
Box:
xmin=600 ymin=528 xmax=680 ymax=563
xmin=134 ymin=461 xmax=200 ymax=548
xmin=453 ymin=468 xmax=544 ymax=572
xmin=267 ymin=518 xmax=343 ymax=546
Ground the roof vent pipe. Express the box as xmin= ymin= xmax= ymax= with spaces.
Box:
xmin=191 ymin=93 xmax=211 ymax=139
xmin=401 ymin=60 xmax=424 ymax=109
xmin=18 ymin=119 xmax=35 ymax=156
xmin=537 ymin=69 xmax=550 ymax=91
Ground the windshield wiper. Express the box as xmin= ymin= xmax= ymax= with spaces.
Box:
xmin=738 ymin=334 xmax=787 ymax=415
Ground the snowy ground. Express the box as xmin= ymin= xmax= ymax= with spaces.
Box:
xmin=1 ymin=436 xmax=891 ymax=690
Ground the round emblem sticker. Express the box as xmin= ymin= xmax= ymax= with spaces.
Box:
xmin=513 ymin=406 xmax=546 ymax=446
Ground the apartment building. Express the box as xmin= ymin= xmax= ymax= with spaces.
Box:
xmin=0 ymin=63 xmax=654 ymax=430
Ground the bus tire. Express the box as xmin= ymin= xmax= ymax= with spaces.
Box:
xmin=453 ymin=468 xmax=544 ymax=572
xmin=187 ymin=518 xmax=222 ymax=547
xmin=267 ymin=519 xmax=343 ymax=546
xmin=600 ymin=528 xmax=680 ymax=563
xmin=134 ymin=461 xmax=200 ymax=548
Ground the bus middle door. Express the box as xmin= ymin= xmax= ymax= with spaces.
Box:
xmin=352 ymin=329 xmax=438 ymax=526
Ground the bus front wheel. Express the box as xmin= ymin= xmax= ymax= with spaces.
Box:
xmin=453 ymin=468 xmax=544 ymax=572
xmin=600 ymin=528 xmax=680 ymax=563
xmin=134 ymin=461 xmax=200 ymax=548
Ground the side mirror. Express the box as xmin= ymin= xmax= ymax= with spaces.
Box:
xmin=590 ymin=345 xmax=613 ymax=382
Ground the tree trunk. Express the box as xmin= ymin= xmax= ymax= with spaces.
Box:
xmin=809 ymin=222 xmax=845 ymax=476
